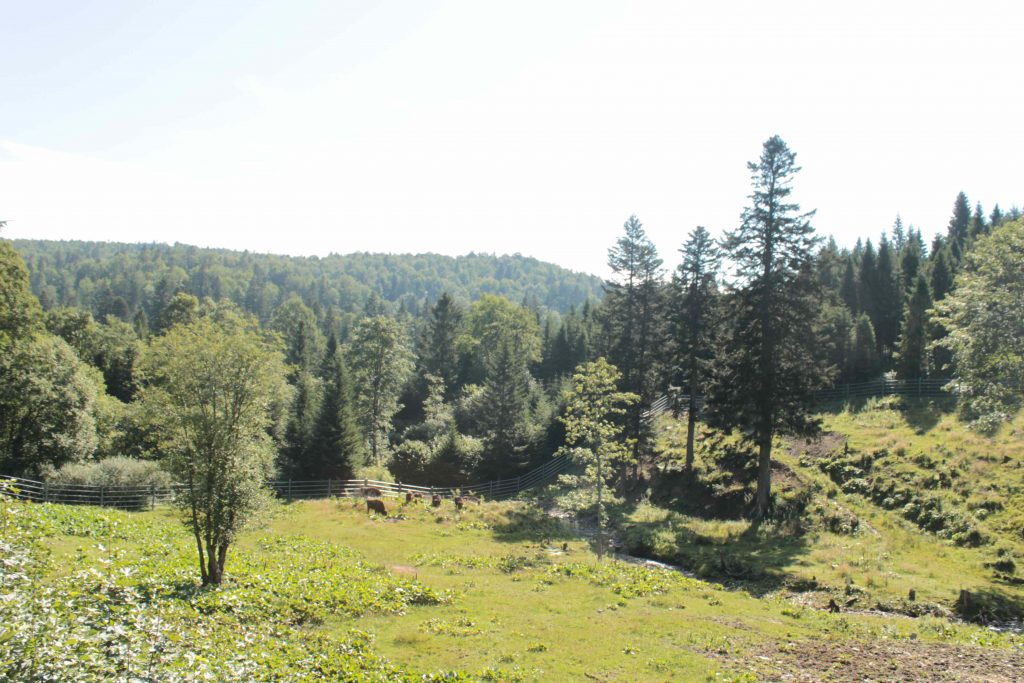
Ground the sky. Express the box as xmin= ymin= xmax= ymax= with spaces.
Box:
xmin=1 ymin=0 xmax=1021 ymax=277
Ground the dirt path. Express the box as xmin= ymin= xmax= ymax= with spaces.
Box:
xmin=749 ymin=638 xmax=1024 ymax=682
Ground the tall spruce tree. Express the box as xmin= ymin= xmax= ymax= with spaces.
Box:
xmin=670 ymin=226 xmax=720 ymax=471
xmin=306 ymin=338 xmax=363 ymax=479
xmin=601 ymin=215 xmax=664 ymax=479
xmin=896 ymin=275 xmax=932 ymax=379
xmin=874 ymin=234 xmax=901 ymax=360
xmin=419 ymin=293 xmax=464 ymax=399
xmin=947 ymin=191 xmax=972 ymax=257
xmin=706 ymin=135 xmax=829 ymax=518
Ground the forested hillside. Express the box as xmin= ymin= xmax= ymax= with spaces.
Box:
xmin=12 ymin=240 xmax=604 ymax=320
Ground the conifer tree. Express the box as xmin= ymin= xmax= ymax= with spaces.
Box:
xmin=306 ymin=340 xmax=363 ymax=479
xmin=706 ymin=135 xmax=829 ymax=518
xmin=601 ymin=215 xmax=664 ymax=477
xmin=947 ymin=191 xmax=972 ymax=255
xmin=419 ymin=293 xmax=464 ymax=399
xmin=930 ymin=249 xmax=954 ymax=302
xmin=896 ymin=275 xmax=932 ymax=379
xmin=839 ymin=258 xmax=859 ymax=313
xmin=670 ymin=226 xmax=720 ymax=471
xmin=874 ymin=234 xmax=902 ymax=359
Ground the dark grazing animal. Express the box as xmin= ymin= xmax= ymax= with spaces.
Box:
xmin=454 ymin=496 xmax=464 ymax=510
xmin=366 ymin=499 xmax=387 ymax=516
xmin=431 ymin=494 xmax=442 ymax=507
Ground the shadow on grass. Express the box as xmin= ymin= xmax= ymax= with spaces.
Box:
xmin=954 ymin=586 xmax=1024 ymax=624
xmin=902 ymin=397 xmax=957 ymax=434
xmin=619 ymin=509 xmax=811 ymax=596
xmin=489 ymin=506 xmax=578 ymax=544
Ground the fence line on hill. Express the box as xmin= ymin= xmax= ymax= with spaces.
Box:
xmin=0 ymin=454 xmax=573 ymax=511
xmin=643 ymin=378 xmax=953 ymax=419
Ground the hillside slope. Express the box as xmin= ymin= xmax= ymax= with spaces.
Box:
xmin=13 ymin=239 xmax=604 ymax=319
xmin=619 ymin=398 xmax=1024 ymax=624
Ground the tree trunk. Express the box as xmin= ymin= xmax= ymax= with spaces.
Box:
xmin=685 ymin=392 xmax=697 ymax=471
xmin=755 ymin=433 xmax=772 ymax=518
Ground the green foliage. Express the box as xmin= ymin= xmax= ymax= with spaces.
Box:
xmin=558 ymin=358 xmax=638 ymax=556
xmin=708 ymin=135 xmax=830 ymax=517
xmin=45 ymin=455 xmax=171 ymax=489
xmin=934 ymin=218 xmax=1024 ymax=431
xmin=0 ymin=334 xmax=101 ymax=475
xmin=348 ymin=316 xmax=415 ymax=466
xmin=13 ymin=240 xmax=604 ymax=321
xmin=140 ymin=312 xmax=289 ymax=584
xmin=600 ymin=215 xmax=664 ymax=467
xmin=0 ymin=497 xmax=461 ymax=682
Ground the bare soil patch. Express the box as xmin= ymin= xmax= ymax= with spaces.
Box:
xmin=751 ymin=638 xmax=1024 ymax=682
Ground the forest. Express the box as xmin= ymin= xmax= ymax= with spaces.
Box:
xmin=3 ymin=136 xmax=1019 ymax=508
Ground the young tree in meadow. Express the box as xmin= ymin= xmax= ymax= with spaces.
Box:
xmin=558 ymin=358 xmax=637 ymax=559
xmin=141 ymin=312 xmax=288 ymax=585
xmin=348 ymin=316 xmax=414 ymax=466
xmin=934 ymin=218 xmax=1024 ymax=431
xmin=601 ymin=215 xmax=664 ymax=476
xmin=670 ymin=226 xmax=720 ymax=471
xmin=707 ymin=135 xmax=829 ymax=518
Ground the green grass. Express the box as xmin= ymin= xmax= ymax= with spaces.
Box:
xmin=619 ymin=399 xmax=1024 ymax=625
xmin=3 ymin=488 xmax=1021 ymax=681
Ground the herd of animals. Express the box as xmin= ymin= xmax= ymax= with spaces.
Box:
xmin=360 ymin=487 xmax=481 ymax=517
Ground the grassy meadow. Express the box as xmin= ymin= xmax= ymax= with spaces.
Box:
xmin=3 ymin=459 xmax=1023 ymax=682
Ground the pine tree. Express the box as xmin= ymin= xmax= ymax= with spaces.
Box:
xmin=477 ymin=336 xmax=533 ymax=478
xmin=900 ymin=229 xmax=924 ymax=294
xmin=947 ymin=191 xmax=972 ymax=255
xmin=670 ymin=226 xmax=720 ymax=471
xmin=706 ymin=135 xmax=829 ymax=518
xmin=419 ymin=293 xmax=464 ymax=399
xmin=896 ymin=275 xmax=932 ymax=379
xmin=601 ymin=215 xmax=664 ymax=478
xmin=306 ymin=343 xmax=363 ymax=479
xmin=874 ymin=234 xmax=901 ymax=360
xmin=930 ymin=249 xmax=954 ymax=302
xmin=839 ymin=258 xmax=859 ymax=313
xmin=857 ymin=240 xmax=878 ymax=326
xmin=969 ymin=202 xmax=987 ymax=239
xmin=849 ymin=314 xmax=880 ymax=380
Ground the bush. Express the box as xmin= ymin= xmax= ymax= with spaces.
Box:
xmin=45 ymin=456 xmax=172 ymax=509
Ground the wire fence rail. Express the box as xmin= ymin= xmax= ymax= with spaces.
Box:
xmin=1 ymin=455 xmax=573 ymax=511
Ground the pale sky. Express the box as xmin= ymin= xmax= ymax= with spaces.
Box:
xmin=2 ymin=0 xmax=1021 ymax=277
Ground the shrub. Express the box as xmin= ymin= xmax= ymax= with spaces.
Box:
xmin=45 ymin=456 xmax=172 ymax=509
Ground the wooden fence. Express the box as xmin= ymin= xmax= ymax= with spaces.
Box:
xmin=645 ymin=378 xmax=953 ymax=418
xmin=0 ymin=454 xmax=572 ymax=511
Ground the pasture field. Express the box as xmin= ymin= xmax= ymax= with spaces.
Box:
xmin=3 ymin=481 xmax=1022 ymax=681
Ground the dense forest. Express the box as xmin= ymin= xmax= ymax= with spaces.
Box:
xmin=3 ymin=136 xmax=1021 ymax=520
xmin=12 ymin=240 xmax=605 ymax=320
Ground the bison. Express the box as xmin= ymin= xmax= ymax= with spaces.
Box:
xmin=366 ymin=499 xmax=387 ymax=516
xmin=431 ymin=493 xmax=442 ymax=507
xmin=405 ymin=492 xmax=424 ymax=504
xmin=454 ymin=496 xmax=464 ymax=510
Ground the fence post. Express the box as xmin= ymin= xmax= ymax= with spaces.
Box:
xmin=151 ymin=484 xmax=156 ymax=511
xmin=327 ymin=479 xmax=332 ymax=498
xmin=287 ymin=480 xmax=293 ymax=502
xmin=516 ymin=476 xmax=522 ymax=493
xmin=100 ymin=487 xmax=105 ymax=507
xmin=43 ymin=482 xmax=50 ymax=504
xmin=917 ymin=377 xmax=922 ymax=397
